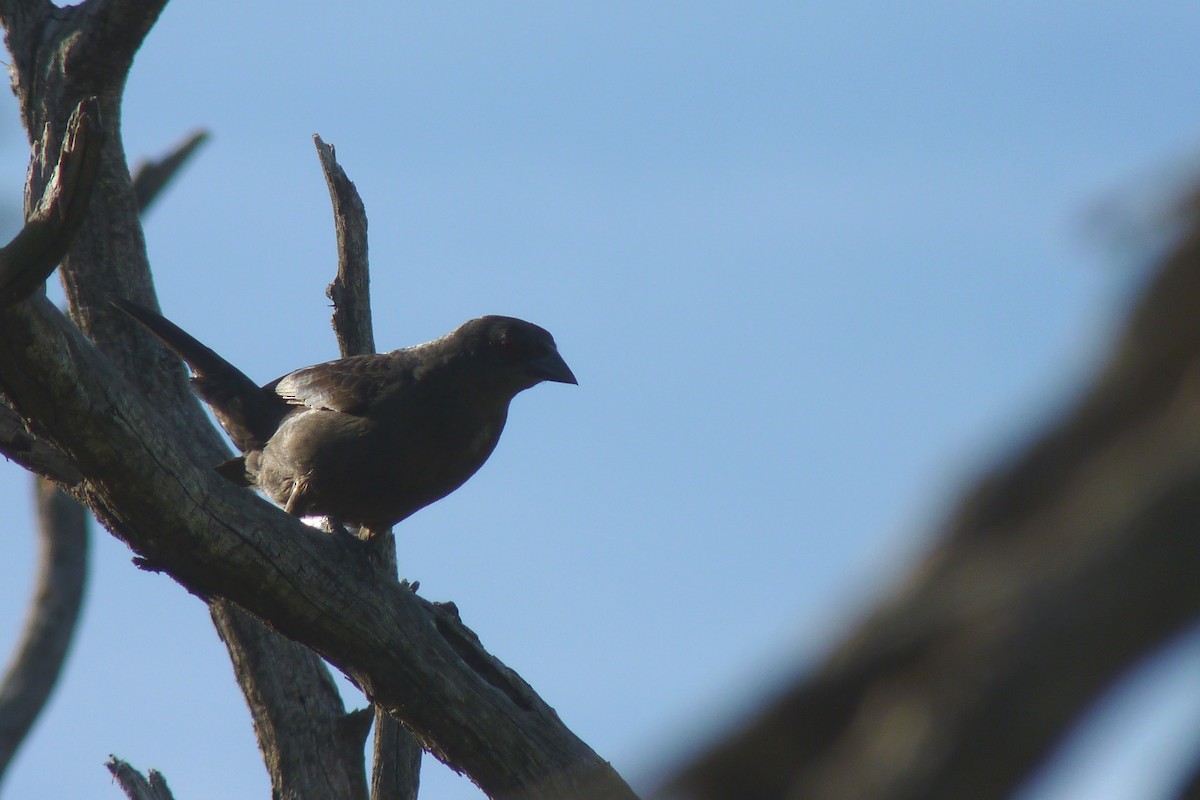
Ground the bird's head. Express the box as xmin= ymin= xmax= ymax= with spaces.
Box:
xmin=453 ymin=315 xmax=578 ymax=394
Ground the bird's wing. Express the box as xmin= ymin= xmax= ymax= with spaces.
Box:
xmin=269 ymin=354 xmax=404 ymax=415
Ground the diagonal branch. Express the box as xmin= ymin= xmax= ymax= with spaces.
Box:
xmin=0 ymin=478 xmax=88 ymax=785
xmin=131 ymin=129 xmax=209 ymax=215
xmin=670 ymin=215 xmax=1200 ymax=798
xmin=1172 ymin=753 xmax=1200 ymax=800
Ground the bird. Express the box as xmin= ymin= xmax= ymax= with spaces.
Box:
xmin=110 ymin=296 xmax=577 ymax=533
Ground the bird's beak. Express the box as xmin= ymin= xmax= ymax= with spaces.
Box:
xmin=529 ymin=348 xmax=578 ymax=385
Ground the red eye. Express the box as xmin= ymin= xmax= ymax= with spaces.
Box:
xmin=500 ymin=337 xmax=517 ymax=353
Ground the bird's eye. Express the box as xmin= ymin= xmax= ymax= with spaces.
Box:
xmin=500 ymin=337 xmax=518 ymax=354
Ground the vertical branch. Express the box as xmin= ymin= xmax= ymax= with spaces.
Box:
xmin=314 ymin=133 xmax=423 ymax=800
xmin=213 ymin=605 xmax=371 ymax=800
xmin=0 ymin=97 xmax=102 ymax=308
xmin=0 ymin=478 xmax=88 ymax=785
xmin=315 ymin=134 xmax=374 ymax=357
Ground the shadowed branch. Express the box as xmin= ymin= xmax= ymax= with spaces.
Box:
xmin=0 ymin=97 xmax=101 ymax=307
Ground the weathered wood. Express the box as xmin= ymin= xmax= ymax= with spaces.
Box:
xmin=0 ymin=97 xmax=101 ymax=307
xmin=106 ymin=758 xmax=177 ymax=800
xmin=317 ymin=134 xmax=375 ymax=359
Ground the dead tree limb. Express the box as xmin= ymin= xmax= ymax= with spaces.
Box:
xmin=317 ymin=134 xmax=375 ymax=358
xmin=0 ymin=96 xmax=101 ymax=307
xmin=131 ymin=130 xmax=209 ymax=215
xmin=315 ymin=133 xmax=423 ymax=800
xmin=106 ymin=758 xmax=177 ymax=800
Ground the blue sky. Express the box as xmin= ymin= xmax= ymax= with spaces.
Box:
xmin=2 ymin=3 xmax=1200 ymax=798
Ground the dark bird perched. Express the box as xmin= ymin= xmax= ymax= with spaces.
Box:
xmin=110 ymin=297 xmax=576 ymax=532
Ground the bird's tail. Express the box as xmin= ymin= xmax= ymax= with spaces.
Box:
xmin=109 ymin=295 xmax=284 ymax=451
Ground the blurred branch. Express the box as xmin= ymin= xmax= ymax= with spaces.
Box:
xmin=0 ymin=478 xmax=88 ymax=784
xmin=131 ymin=129 xmax=209 ymax=214
xmin=1174 ymin=761 xmax=1200 ymax=800
xmin=106 ymin=758 xmax=177 ymax=800
xmin=670 ymin=211 xmax=1200 ymax=798
xmin=0 ymin=97 xmax=101 ymax=307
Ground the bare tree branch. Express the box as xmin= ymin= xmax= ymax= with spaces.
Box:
xmin=372 ymin=702 xmax=423 ymax=800
xmin=0 ymin=478 xmax=88 ymax=785
xmin=131 ymin=129 xmax=209 ymax=214
xmin=0 ymin=96 xmax=101 ymax=307
xmin=316 ymin=133 xmax=374 ymax=358
xmin=669 ymin=217 xmax=1200 ymax=799
xmin=106 ymin=758 xmax=177 ymax=800
xmin=315 ymin=133 xmax=423 ymax=800
xmin=214 ymin=604 xmax=370 ymax=800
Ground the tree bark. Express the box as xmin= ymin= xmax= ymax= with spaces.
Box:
xmin=0 ymin=96 xmax=101 ymax=307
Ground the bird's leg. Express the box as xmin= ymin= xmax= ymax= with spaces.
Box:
xmin=283 ymin=480 xmax=304 ymax=516
xmin=324 ymin=516 xmax=356 ymax=540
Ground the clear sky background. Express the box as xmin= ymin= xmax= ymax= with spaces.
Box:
xmin=2 ymin=3 xmax=1200 ymax=798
